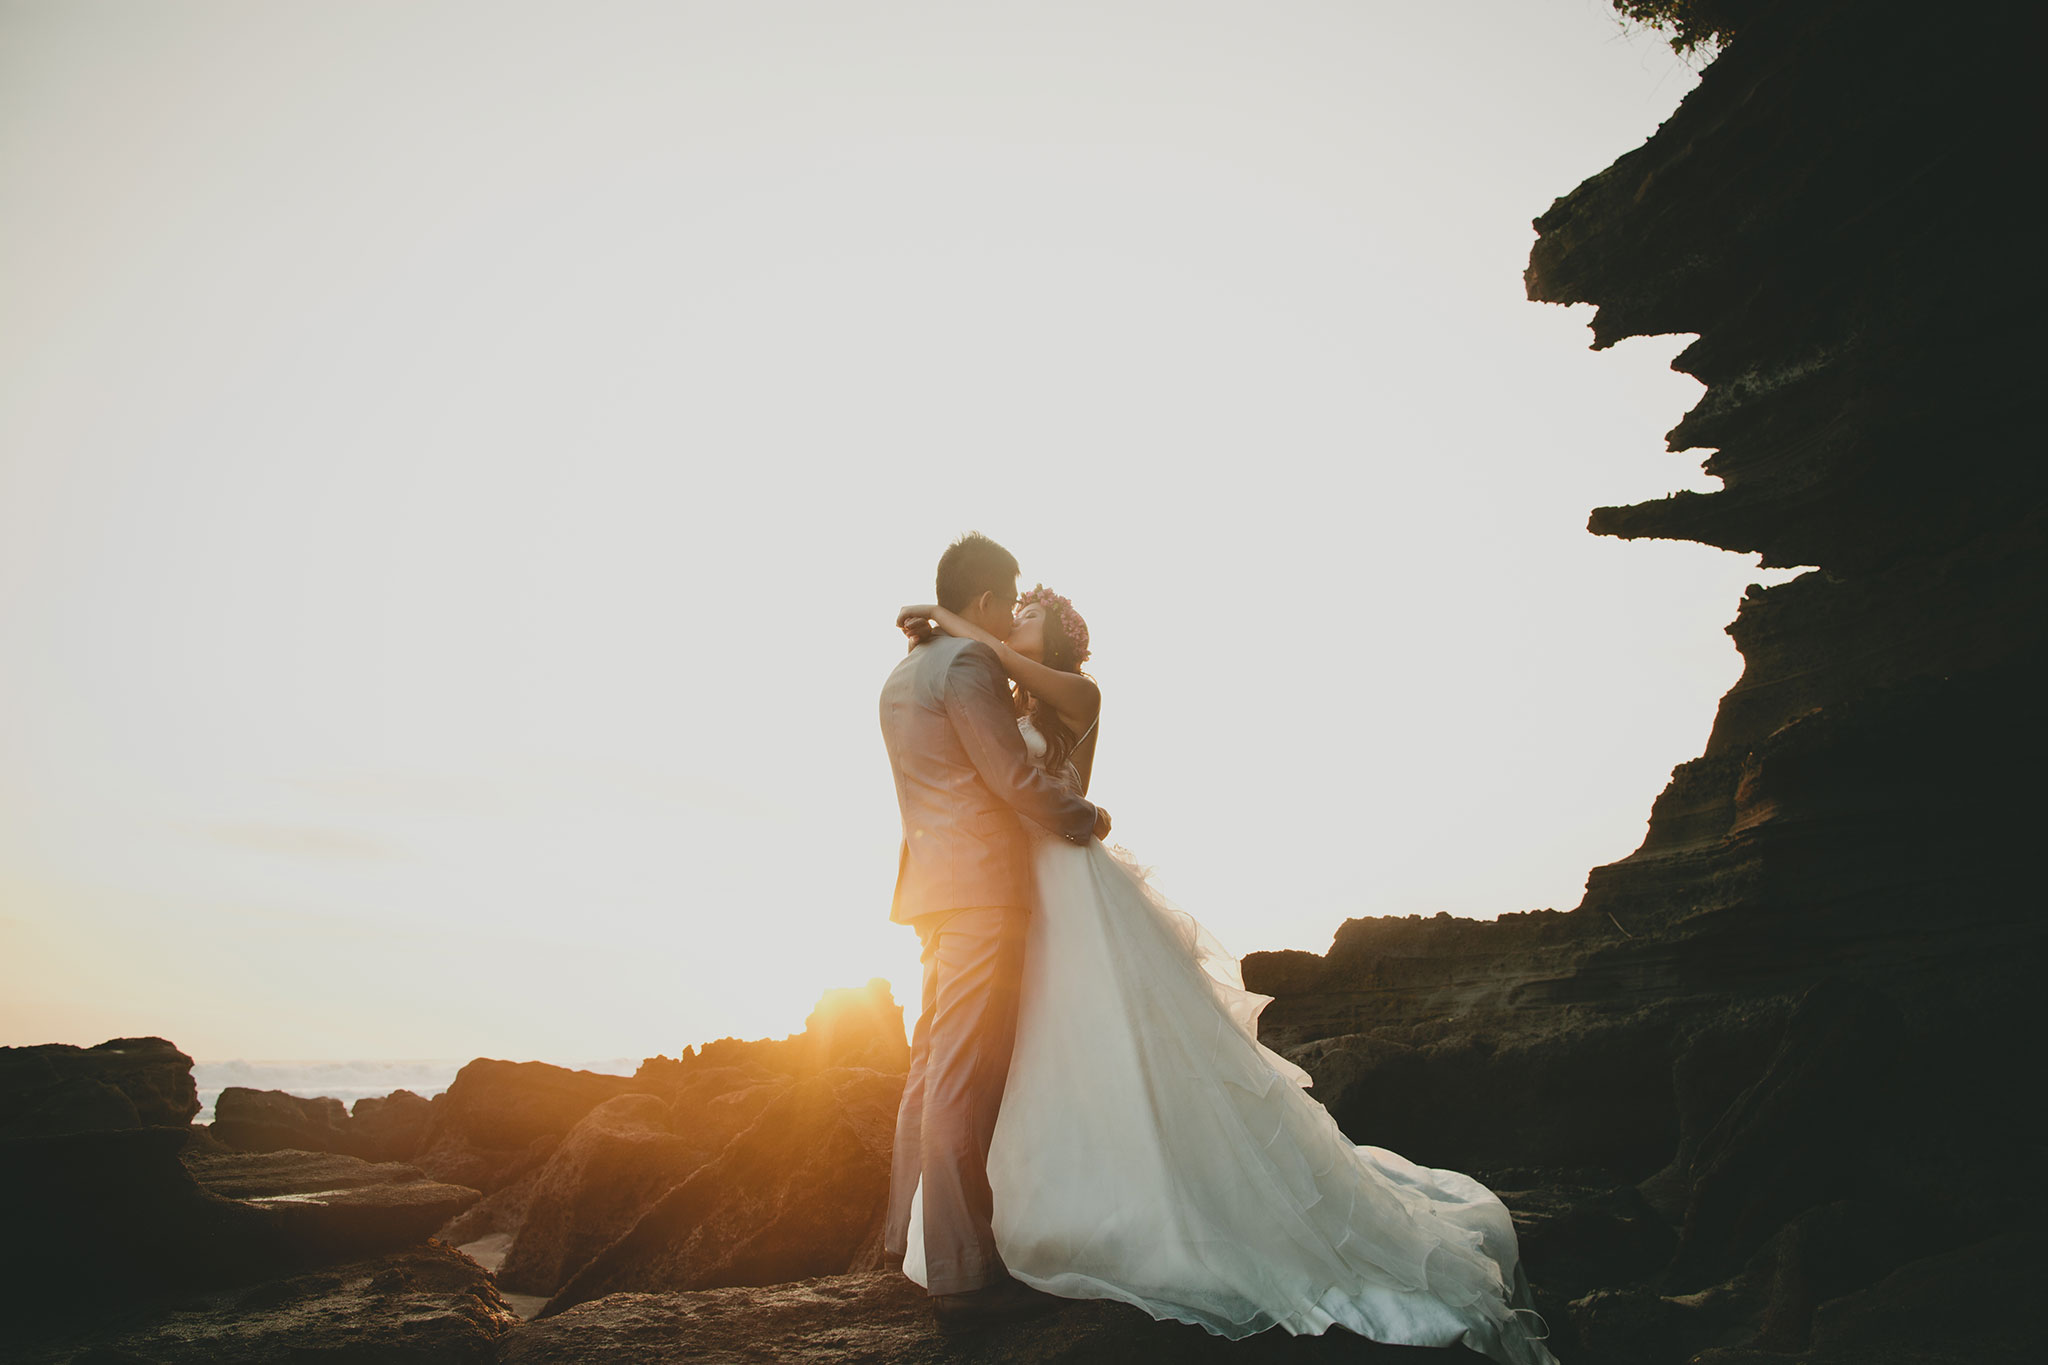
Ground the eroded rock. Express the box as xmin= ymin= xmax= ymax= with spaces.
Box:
xmin=498 ymin=1093 xmax=715 ymax=1296
xmin=542 ymin=1067 xmax=901 ymax=1314
xmin=349 ymin=1085 xmax=434 ymax=1161
xmin=208 ymin=1085 xmax=351 ymax=1153
xmin=414 ymin=1059 xmax=644 ymax=1193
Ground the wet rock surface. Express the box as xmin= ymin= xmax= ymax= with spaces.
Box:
xmin=182 ymin=1145 xmax=484 ymax=1260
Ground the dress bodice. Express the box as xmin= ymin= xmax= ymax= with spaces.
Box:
xmin=1018 ymin=713 xmax=1083 ymax=798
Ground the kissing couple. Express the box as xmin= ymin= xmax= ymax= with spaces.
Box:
xmin=877 ymin=532 xmax=1556 ymax=1361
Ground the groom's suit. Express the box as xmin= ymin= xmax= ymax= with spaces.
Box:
xmin=879 ymin=634 xmax=1098 ymax=1295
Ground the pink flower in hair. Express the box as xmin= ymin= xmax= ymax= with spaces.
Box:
xmin=1018 ymin=584 xmax=1090 ymax=665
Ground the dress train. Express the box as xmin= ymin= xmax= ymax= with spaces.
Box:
xmin=903 ymin=724 xmax=1555 ymax=1364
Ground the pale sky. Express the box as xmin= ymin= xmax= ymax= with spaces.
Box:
xmin=0 ymin=2 xmax=1776 ymax=1064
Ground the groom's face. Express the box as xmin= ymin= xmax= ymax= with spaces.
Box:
xmin=977 ymin=580 xmax=1019 ymax=641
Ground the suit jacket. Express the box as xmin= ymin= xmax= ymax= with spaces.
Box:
xmin=880 ymin=635 xmax=1099 ymax=925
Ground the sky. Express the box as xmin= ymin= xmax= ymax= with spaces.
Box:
xmin=0 ymin=1 xmax=1780 ymax=1065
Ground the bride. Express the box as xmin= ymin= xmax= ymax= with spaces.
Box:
xmin=892 ymin=588 xmax=1557 ymax=1365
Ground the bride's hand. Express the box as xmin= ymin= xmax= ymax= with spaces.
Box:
xmin=898 ymin=604 xmax=943 ymax=646
xmin=899 ymin=603 xmax=995 ymax=649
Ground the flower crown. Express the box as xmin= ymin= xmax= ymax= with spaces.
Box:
xmin=1018 ymin=584 xmax=1090 ymax=666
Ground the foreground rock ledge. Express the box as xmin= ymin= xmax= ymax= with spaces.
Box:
xmin=505 ymin=1270 xmax=1450 ymax=1363
xmin=7 ymin=1241 xmax=517 ymax=1365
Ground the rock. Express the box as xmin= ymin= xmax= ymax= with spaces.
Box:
xmin=349 ymin=1086 xmax=434 ymax=1161
xmin=0 ymin=1037 xmax=200 ymax=1137
xmin=1522 ymin=0 xmax=2047 ymax=967
xmin=2 ymin=1126 xmax=272 ymax=1317
xmin=244 ymin=1176 xmax=484 ymax=1260
xmin=178 ymin=1145 xmax=482 ymax=1260
xmin=208 ymin=1085 xmax=351 ymax=1153
xmin=1566 ymin=1280 xmax=1760 ymax=1365
xmin=796 ymin=977 xmax=913 ymax=1073
xmin=3 ymin=1120 xmax=486 ymax=1329
xmin=435 ymin=1066 xmax=795 ymax=1295
xmin=204 ymin=1084 xmax=439 ymax=1162
xmin=506 ymin=1270 xmax=1452 ymax=1363
xmin=181 ymin=1147 xmax=439 ymax=1198
xmin=635 ymin=979 xmax=913 ymax=1087
xmin=1246 ymin=911 xmax=1590 ymax=1055
xmin=1495 ymin=1178 xmax=1677 ymax=1305
xmin=6 ymin=1241 xmax=517 ymax=1364
xmin=1276 ymin=1004 xmax=1688 ymax=1178
xmin=1237 ymin=3 xmax=2046 ymax=1359
xmin=1633 ymin=1005 xmax=1788 ymax=1222
xmin=542 ymin=1068 xmax=901 ymax=1314
xmin=437 ymin=1165 xmax=545 ymax=1247
xmin=1687 ymin=1230 xmax=2043 ymax=1365
xmin=498 ymin=1093 xmax=717 ymax=1296
xmin=414 ymin=1059 xmax=645 ymax=1193
xmin=1665 ymin=979 xmax=1906 ymax=1290
xmin=1745 ymin=1199 xmax=1914 ymax=1353
xmin=670 ymin=1065 xmax=791 ymax=1147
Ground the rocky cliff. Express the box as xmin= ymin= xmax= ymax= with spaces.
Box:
xmin=1243 ymin=1 xmax=2046 ymax=1361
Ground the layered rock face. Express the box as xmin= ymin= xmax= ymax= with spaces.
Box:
xmin=1244 ymin=2 xmax=2045 ymax=1361
xmin=1529 ymin=0 xmax=2046 ymax=970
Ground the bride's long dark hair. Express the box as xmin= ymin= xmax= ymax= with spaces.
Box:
xmin=1013 ymin=608 xmax=1098 ymax=794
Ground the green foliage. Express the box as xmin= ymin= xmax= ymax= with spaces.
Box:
xmin=1611 ymin=0 xmax=1756 ymax=55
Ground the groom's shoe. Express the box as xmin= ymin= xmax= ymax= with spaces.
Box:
xmin=931 ymin=1277 xmax=1059 ymax=1334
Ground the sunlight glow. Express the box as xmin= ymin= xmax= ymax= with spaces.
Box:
xmin=0 ymin=1 xmax=1777 ymax=1062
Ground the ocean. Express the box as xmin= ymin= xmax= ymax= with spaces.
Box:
xmin=191 ymin=1056 xmax=641 ymax=1124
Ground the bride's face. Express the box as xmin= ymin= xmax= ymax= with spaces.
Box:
xmin=1008 ymin=603 xmax=1049 ymax=663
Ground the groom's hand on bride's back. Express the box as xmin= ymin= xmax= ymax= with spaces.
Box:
xmin=1092 ymin=806 xmax=1112 ymax=841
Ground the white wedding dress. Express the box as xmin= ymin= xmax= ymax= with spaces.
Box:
xmin=903 ymin=715 xmax=1557 ymax=1364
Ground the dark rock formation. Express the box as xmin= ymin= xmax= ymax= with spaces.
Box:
xmin=1 ymin=1126 xmax=480 ymax=1326
xmin=209 ymin=1084 xmax=352 ymax=1153
xmin=413 ymin=1059 xmax=647 ymax=1193
xmin=203 ymin=1082 xmax=437 ymax=1161
xmin=0 ymin=1026 xmax=489 ymax=1337
xmin=181 ymin=1146 xmax=482 ymax=1258
xmin=3 ymin=1126 xmax=269 ymax=1316
xmin=0 ymin=1036 xmax=200 ymax=1137
xmin=541 ymin=1067 xmax=902 ymax=1316
xmin=505 ymin=1269 xmax=1449 ymax=1363
xmin=348 ymin=1084 xmax=435 ymax=1161
xmin=8 ymin=1241 xmax=517 ymax=1364
xmin=1242 ymin=1 xmax=2045 ymax=1361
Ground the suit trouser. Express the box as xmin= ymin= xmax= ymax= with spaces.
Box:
xmin=882 ymin=904 xmax=1028 ymax=1295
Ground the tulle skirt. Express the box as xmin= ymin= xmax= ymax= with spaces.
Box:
xmin=903 ymin=838 xmax=1557 ymax=1364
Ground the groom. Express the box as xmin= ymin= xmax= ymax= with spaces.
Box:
xmin=879 ymin=531 xmax=1110 ymax=1330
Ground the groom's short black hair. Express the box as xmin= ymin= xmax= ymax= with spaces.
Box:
xmin=936 ymin=532 xmax=1020 ymax=612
